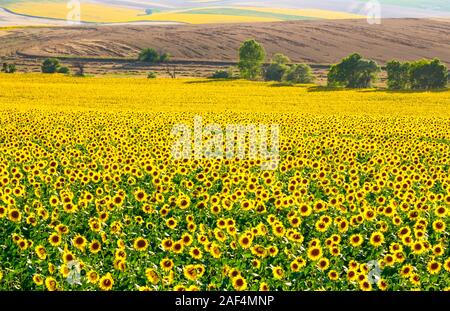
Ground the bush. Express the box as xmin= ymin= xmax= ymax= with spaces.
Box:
xmin=41 ymin=58 xmax=61 ymax=73
xmin=159 ymin=53 xmax=170 ymax=63
xmin=284 ymin=64 xmax=314 ymax=84
xmin=264 ymin=63 xmax=287 ymax=81
xmin=211 ymin=70 xmax=231 ymax=79
xmin=147 ymin=71 xmax=157 ymax=79
xmin=238 ymin=39 xmax=266 ymax=80
xmin=328 ymin=53 xmax=380 ymax=88
xmin=58 ymin=66 xmax=70 ymax=74
xmin=386 ymin=60 xmax=410 ymax=90
xmin=2 ymin=62 xmax=16 ymax=73
xmin=138 ymin=48 xmax=160 ymax=63
xmin=264 ymin=54 xmax=290 ymax=82
xmin=409 ymin=58 xmax=448 ymax=90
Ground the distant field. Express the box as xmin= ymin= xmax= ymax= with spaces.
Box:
xmin=3 ymin=1 xmax=364 ymax=24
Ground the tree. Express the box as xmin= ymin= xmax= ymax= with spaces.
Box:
xmin=74 ymin=62 xmax=85 ymax=76
xmin=58 ymin=66 xmax=70 ymax=74
xmin=264 ymin=53 xmax=290 ymax=82
xmin=284 ymin=63 xmax=314 ymax=84
xmin=159 ymin=52 xmax=170 ymax=63
xmin=238 ymin=39 xmax=266 ymax=80
xmin=41 ymin=58 xmax=61 ymax=73
xmin=328 ymin=53 xmax=380 ymax=88
xmin=211 ymin=69 xmax=232 ymax=79
xmin=138 ymin=48 xmax=160 ymax=63
xmin=147 ymin=71 xmax=157 ymax=79
xmin=145 ymin=8 xmax=153 ymax=15
xmin=409 ymin=58 xmax=448 ymax=90
xmin=386 ymin=60 xmax=410 ymax=90
xmin=2 ymin=62 xmax=16 ymax=73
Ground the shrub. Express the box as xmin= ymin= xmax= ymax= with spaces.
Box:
xmin=147 ymin=71 xmax=157 ymax=79
xmin=284 ymin=64 xmax=314 ymax=84
xmin=41 ymin=58 xmax=61 ymax=73
xmin=238 ymin=39 xmax=266 ymax=80
xmin=328 ymin=53 xmax=380 ymax=88
xmin=211 ymin=70 xmax=231 ymax=79
xmin=386 ymin=60 xmax=411 ymax=90
xmin=264 ymin=54 xmax=290 ymax=82
xmin=58 ymin=66 xmax=70 ymax=74
xmin=159 ymin=53 xmax=170 ymax=63
xmin=138 ymin=48 xmax=160 ymax=63
xmin=409 ymin=58 xmax=448 ymax=90
xmin=2 ymin=62 xmax=16 ymax=73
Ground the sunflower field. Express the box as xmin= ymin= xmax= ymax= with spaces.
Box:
xmin=0 ymin=74 xmax=449 ymax=291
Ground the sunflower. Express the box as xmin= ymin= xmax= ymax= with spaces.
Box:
xmin=377 ymin=279 xmax=388 ymax=291
xmin=307 ymin=246 xmax=323 ymax=261
xmin=318 ymin=258 xmax=330 ymax=271
xmin=369 ymin=232 xmax=384 ymax=247
xmin=35 ymin=245 xmax=47 ymax=260
xmin=349 ymin=234 xmax=364 ymax=247
xmin=33 ymin=274 xmax=44 ymax=286
xmin=89 ymin=240 xmax=102 ymax=254
xmin=145 ymin=268 xmax=159 ymax=284
xmin=8 ymin=208 xmax=22 ymax=222
xmin=45 ymin=277 xmax=58 ymax=291
xmin=238 ymin=234 xmax=253 ymax=249
xmin=133 ymin=237 xmax=149 ymax=251
xmin=259 ymin=282 xmax=269 ymax=291
xmin=172 ymin=241 xmax=184 ymax=254
xmin=328 ymin=270 xmax=339 ymax=281
xmin=359 ymin=280 xmax=372 ymax=291
xmin=160 ymin=258 xmax=174 ymax=271
xmin=189 ymin=247 xmax=202 ymax=260
xmin=432 ymin=220 xmax=446 ymax=232
xmin=444 ymin=258 xmax=450 ymax=273
xmin=272 ymin=266 xmax=284 ymax=280
xmin=232 ymin=276 xmax=247 ymax=291
xmin=87 ymin=270 xmax=99 ymax=284
xmin=99 ymin=273 xmax=114 ymax=291
xmin=72 ymin=234 xmax=87 ymax=251
xmin=427 ymin=260 xmax=441 ymax=275
xmin=166 ymin=217 xmax=177 ymax=229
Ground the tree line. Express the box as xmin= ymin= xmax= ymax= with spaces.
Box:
xmin=228 ymin=39 xmax=448 ymax=90
xmin=2 ymin=41 xmax=448 ymax=90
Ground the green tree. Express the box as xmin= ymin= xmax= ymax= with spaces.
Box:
xmin=2 ymin=62 xmax=16 ymax=73
xmin=264 ymin=53 xmax=290 ymax=82
xmin=328 ymin=53 xmax=380 ymax=88
xmin=41 ymin=58 xmax=61 ymax=73
xmin=159 ymin=52 xmax=170 ymax=63
xmin=58 ymin=66 xmax=70 ymax=74
xmin=284 ymin=63 xmax=314 ymax=84
xmin=238 ymin=39 xmax=266 ymax=80
xmin=386 ymin=60 xmax=410 ymax=90
xmin=409 ymin=58 xmax=448 ymax=90
xmin=138 ymin=48 xmax=160 ymax=63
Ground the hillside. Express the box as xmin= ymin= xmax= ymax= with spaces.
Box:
xmin=1 ymin=18 xmax=449 ymax=66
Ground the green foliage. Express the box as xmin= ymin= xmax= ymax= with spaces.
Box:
xmin=211 ymin=69 xmax=232 ymax=79
xmin=41 ymin=58 xmax=61 ymax=73
xmin=284 ymin=63 xmax=314 ymax=84
xmin=386 ymin=60 xmax=410 ymax=90
xmin=264 ymin=63 xmax=287 ymax=82
xmin=238 ymin=39 xmax=266 ymax=80
xmin=409 ymin=58 xmax=448 ymax=90
xmin=272 ymin=53 xmax=290 ymax=65
xmin=264 ymin=53 xmax=290 ymax=82
xmin=1 ymin=62 xmax=16 ymax=73
xmin=147 ymin=71 xmax=157 ymax=79
xmin=159 ymin=52 xmax=170 ymax=63
xmin=328 ymin=53 xmax=380 ymax=88
xmin=57 ymin=66 xmax=70 ymax=74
